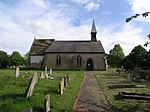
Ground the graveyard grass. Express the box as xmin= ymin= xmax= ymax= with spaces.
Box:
xmin=95 ymin=69 xmax=150 ymax=112
xmin=0 ymin=69 xmax=84 ymax=112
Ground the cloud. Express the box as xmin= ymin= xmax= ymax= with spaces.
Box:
xmin=74 ymin=0 xmax=101 ymax=11
xmin=127 ymin=0 xmax=150 ymax=22
xmin=0 ymin=0 xmax=149 ymax=56
xmin=85 ymin=2 xmax=100 ymax=11
xmin=99 ymin=23 xmax=149 ymax=55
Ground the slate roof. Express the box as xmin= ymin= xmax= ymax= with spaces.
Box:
xmin=45 ymin=41 xmax=105 ymax=53
xmin=29 ymin=39 xmax=54 ymax=55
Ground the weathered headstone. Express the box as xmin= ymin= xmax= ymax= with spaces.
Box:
xmin=45 ymin=66 xmax=49 ymax=78
xmin=64 ymin=77 xmax=68 ymax=87
xmin=59 ymin=78 xmax=64 ymax=95
xmin=25 ymin=73 xmax=38 ymax=98
xmin=40 ymin=72 xmax=45 ymax=78
xmin=45 ymin=73 xmax=49 ymax=78
xmin=50 ymin=69 xmax=52 ymax=76
xmin=45 ymin=66 xmax=47 ymax=75
xmin=44 ymin=95 xmax=50 ymax=112
xmin=127 ymin=73 xmax=131 ymax=82
xmin=15 ymin=66 xmax=20 ymax=78
xmin=66 ymin=73 xmax=70 ymax=82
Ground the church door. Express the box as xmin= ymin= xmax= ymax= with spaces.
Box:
xmin=86 ymin=59 xmax=93 ymax=71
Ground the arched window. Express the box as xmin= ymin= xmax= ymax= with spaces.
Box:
xmin=77 ymin=56 xmax=82 ymax=66
xmin=56 ymin=55 xmax=61 ymax=65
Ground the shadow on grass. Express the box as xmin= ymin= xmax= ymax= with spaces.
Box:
xmin=0 ymin=93 xmax=25 ymax=101
xmin=112 ymin=104 xmax=147 ymax=112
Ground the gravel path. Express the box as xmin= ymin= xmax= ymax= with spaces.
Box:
xmin=72 ymin=71 xmax=112 ymax=112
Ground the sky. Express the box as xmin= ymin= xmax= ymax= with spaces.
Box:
xmin=0 ymin=0 xmax=150 ymax=55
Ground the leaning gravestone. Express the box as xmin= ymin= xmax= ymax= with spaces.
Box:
xmin=44 ymin=95 xmax=50 ymax=112
xmin=15 ymin=66 xmax=20 ymax=78
xmin=25 ymin=73 xmax=38 ymax=98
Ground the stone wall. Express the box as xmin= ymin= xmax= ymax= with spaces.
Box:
xmin=29 ymin=55 xmax=44 ymax=69
xmin=43 ymin=53 xmax=106 ymax=71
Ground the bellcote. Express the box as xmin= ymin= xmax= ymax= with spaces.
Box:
xmin=91 ymin=19 xmax=97 ymax=41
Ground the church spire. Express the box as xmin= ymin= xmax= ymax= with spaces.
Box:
xmin=91 ymin=19 xmax=97 ymax=41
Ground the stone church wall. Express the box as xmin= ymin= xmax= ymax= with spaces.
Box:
xmin=43 ymin=53 xmax=106 ymax=71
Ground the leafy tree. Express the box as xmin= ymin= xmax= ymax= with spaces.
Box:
xmin=126 ymin=12 xmax=150 ymax=47
xmin=10 ymin=51 xmax=25 ymax=66
xmin=107 ymin=44 xmax=125 ymax=68
xmin=122 ymin=55 xmax=135 ymax=71
xmin=23 ymin=52 xmax=29 ymax=64
xmin=129 ymin=45 xmax=147 ymax=68
xmin=0 ymin=50 xmax=10 ymax=68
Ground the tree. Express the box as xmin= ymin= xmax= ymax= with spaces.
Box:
xmin=129 ymin=45 xmax=147 ymax=68
xmin=107 ymin=44 xmax=125 ymax=68
xmin=126 ymin=12 xmax=150 ymax=47
xmin=10 ymin=51 xmax=25 ymax=66
xmin=23 ymin=52 xmax=29 ymax=64
xmin=122 ymin=55 xmax=135 ymax=71
xmin=0 ymin=50 xmax=10 ymax=68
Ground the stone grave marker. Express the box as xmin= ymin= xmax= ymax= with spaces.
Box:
xmin=127 ymin=73 xmax=131 ymax=82
xmin=45 ymin=66 xmax=49 ymax=78
xmin=50 ymin=69 xmax=52 ymax=76
xmin=40 ymin=72 xmax=45 ymax=78
xmin=64 ymin=77 xmax=68 ymax=87
xmin=25 ymin=73 xmax=38 ymax=98
xmin=45 ymin=66 xmax=47 ymax=74
xmin=15 ymin=66 xmax=20 ymax=78
xmin=44 ymin=95 xmax=50 ymax=112
xmin=59 ymin=78 xmax=64 ymax=95
xmin=66 ymin=73 xmax=70 ymax=82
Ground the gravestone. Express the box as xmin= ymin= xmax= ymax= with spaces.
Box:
xmin=66 ymin=73 xmax=70 ymax=82
xmin=59 ymin=78 xmax=64 ymax=95
xmin=45 ymin=73 xmax=49 ymax=78
xmin=25 ymin=73 xmax=38 ymax=98
xmin=40 ymin=72 xmax=45 ymax=78
xmin=50 ymin=69 xmax=52 ymax=76
xmin=44 ymin=95 xmax=50 ymax=112
xmin=45 ymin=66 xmax=49 ymax=78
xmin=127 ymin=73 xmax=131 ymax=82
xmin=45 ymin=66 xmax=47 ymax=74
xmin=15 ymin=66 xmax=20 ymax=78
xmin=64 ymin=77 xmax=68 ymax=87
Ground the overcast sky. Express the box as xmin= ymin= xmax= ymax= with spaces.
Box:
xmin=0 ymin=0 xmax=150 ymax=55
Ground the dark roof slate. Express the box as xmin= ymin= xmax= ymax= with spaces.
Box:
xmin=45 ymin=41 xmax=105 ymax=53
xmin=29 ymin=39 xmax=54 ymax=55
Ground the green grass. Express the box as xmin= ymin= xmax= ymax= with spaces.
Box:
xmin=0 ymin=69 xmax=84 ymax=112
xmin=94 ymin=69 xmax=150 ymax=112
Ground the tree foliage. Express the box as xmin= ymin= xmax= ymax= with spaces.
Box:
xmin=10 ymin=51 xmax=25 ymax=66
xmin=107 ymin=44 xmax=125 ymax=68
xmin=0 ymin=51 xmax=10 ymax=68
xmin=129 ymin=45 xmax=148 ymax=68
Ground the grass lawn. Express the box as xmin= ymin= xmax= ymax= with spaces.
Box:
xmin=94 ymin=69 xmax=150 ymax=112
xmin=0 ymin=69 xmax=84 ymax=112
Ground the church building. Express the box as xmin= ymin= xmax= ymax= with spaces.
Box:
xmin=28 ymin=20 xmax=107 ymax=71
